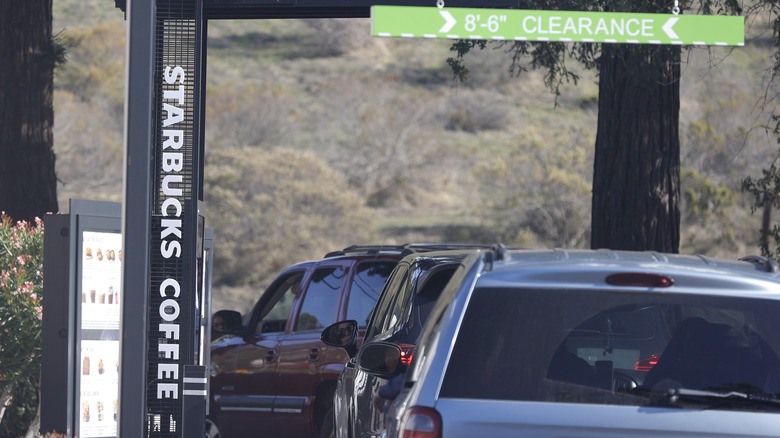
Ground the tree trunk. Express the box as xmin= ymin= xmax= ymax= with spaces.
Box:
xmin=0 ymin=0 xmax=58 ymax=223
xmin=591 ymin=44 xmax=681 ymax=253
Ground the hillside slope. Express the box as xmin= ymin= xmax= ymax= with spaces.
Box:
xmin=53 ymin=0 xmax=778 ymax=312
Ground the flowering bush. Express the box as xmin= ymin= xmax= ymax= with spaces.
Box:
xmin=0 ymin=213 xmax=44 ymax=437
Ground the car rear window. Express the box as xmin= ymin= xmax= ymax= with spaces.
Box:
xmin=439 ymin=287 xmax=780 ymax=410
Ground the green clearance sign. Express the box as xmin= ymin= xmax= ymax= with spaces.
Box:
xmin=371 ymin=5 xmax=744 ymax=46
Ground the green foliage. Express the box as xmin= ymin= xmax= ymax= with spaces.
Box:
xmin=40 ymin=31 xmax=71 ymax=71
xmin=0 ymin=214 xmax=44 ymax=437
xmin=447 ymin=40 xmax=487 ymax=82
xmin=741 ymin=118 xmax=780 ymax=260
xmin=681 ymin=168 xmax=740 ymax=254
xmin=682 ymin=169 xmax=737 ymax=224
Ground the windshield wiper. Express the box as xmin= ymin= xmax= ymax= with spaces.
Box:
xmin=658 ymin=388 xmax=780 ymax=410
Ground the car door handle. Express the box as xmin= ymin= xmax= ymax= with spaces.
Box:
xmin=309 ymin=346 xmax=321 ymax=362
xmin=266 ymin=349 xmax=277 ymax=364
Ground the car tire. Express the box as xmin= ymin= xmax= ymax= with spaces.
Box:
xmin=205 ymin=417 xmax=222 ymax=438
xmin=318 ymin=405 xmax=335 ymax=438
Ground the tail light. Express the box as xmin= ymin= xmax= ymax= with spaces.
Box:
xmin=606 ymin=273 xmax=674 ymax=288
xmin=401 ymin=406 xmax=442 ymax=438
xmin=398 ymin=344 xmax=415 ymax=366
xmin=634 ymin=354 xmax=661 ymax=372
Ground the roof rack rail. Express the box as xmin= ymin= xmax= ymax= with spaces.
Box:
xmin=323 ymin=243 xmax=498 ymax=259
xmin=399 ymin=243 xmax=497 ymax=257
xmin=739 ymin=255 xmax=780 ymax=273
xmin=323 ymin=244 xmax=409 ymax=258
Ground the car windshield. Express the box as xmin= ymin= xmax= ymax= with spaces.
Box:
xmin=439 ymin=287 xmax=780 ymax=412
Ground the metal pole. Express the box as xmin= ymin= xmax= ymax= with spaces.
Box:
xmin=119 ymin=0 xmax=155 ymax=435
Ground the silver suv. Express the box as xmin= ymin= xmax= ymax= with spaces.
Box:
xmin=359 ymin=249 xmax=780 ymax=438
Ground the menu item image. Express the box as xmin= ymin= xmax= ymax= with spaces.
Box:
xmin=83 ymin=356 xmax=90 ymax=375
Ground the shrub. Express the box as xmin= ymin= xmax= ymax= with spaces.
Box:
xmin=472 ymin=125 xmax=593 ymax=248
xmin=303 ymin=18 xmax=374 ymax=57
xmin=205 ymin=147 xmax=374 ymax=302
xmin=443 ymin=91 xmax=510 ymax=133
xmin=0 ymin=214 xmax=44 ymax=437
xmin=317 ymin=78 xmax=439 ymax=207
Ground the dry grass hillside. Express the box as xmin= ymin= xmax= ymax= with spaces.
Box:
xmin=53 ymin=0 xmax=779 ymax=313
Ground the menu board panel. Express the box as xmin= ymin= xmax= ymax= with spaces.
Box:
xmin=79 ymin=231 xmax=122 ymax=438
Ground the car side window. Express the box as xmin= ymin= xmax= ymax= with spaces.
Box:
xmin=366 ymin=263 xmax=409 ymax=340
xmin=295 ymin=266 xmax=345 ymax=331
xmin=346 ymin=261 xmax=397 ymax=328
xmin=384 ymin=265 xmax=417 ymax=333
xmin=415 ymin=265 xmax=458 ymax=326
xmin=253 ymin=271 xmax=304 ymax=334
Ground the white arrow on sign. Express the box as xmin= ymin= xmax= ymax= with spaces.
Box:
xmin=439 ymin=10 xmax=457 ymax=33
xmin=662 ymin=17 xmax=679 ymax=39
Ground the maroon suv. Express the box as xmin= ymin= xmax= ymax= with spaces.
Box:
xmin=207 ymin=245 xmax=425 ymax=438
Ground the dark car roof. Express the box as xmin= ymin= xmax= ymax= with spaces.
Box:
xmin=282 ymin=244 xmax=500 ymax=271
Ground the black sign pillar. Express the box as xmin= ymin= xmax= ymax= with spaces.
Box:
xmin=120 ymin=0 xmax=205 ymax=436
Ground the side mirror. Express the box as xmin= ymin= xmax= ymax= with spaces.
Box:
xmin=321 ymin=320 xmax=359 ymax=357
xmin=357 ymin=342 xmax=402 ymax=377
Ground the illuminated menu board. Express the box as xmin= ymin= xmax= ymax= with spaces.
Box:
xmin=79 ymin=231 xmax=122 ymax=438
